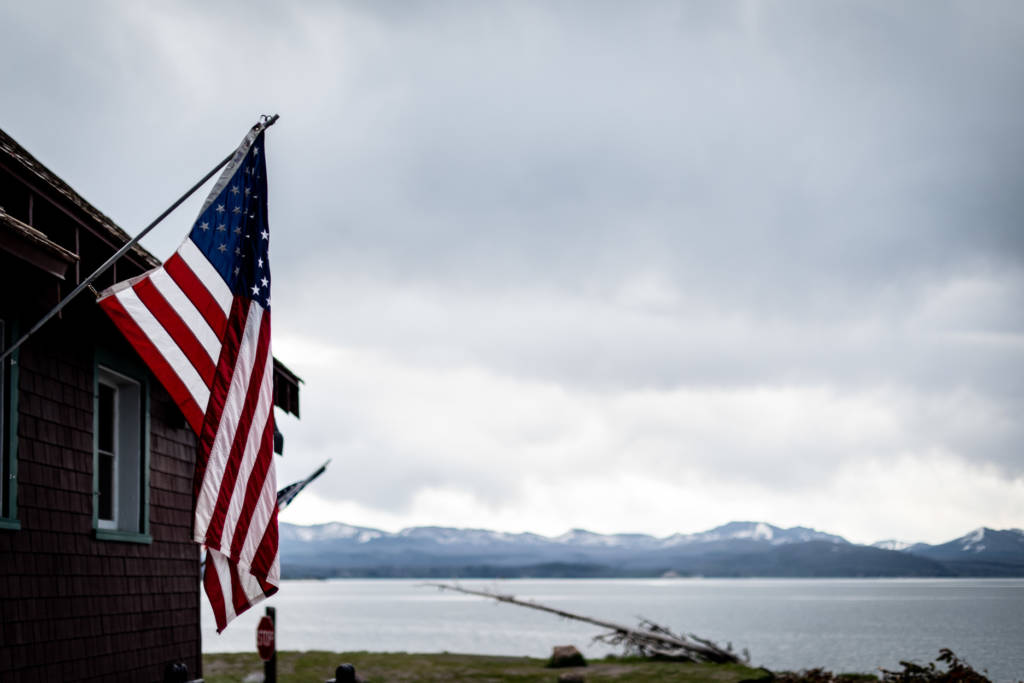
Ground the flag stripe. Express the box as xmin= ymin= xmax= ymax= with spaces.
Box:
xmin=195 ymin=302 xmax=264 ymax=542
xmin=228 ymin=557 xmax=250 ymax=616
xmin=230 ymin=415 xmax=276 ymax=565
xmin=179 ymin=237 xmax=234 ymax=316
xmin=219 ymin=335 xmax=274 ymax=558
xmin=99 ymin=294 xmax=206 ymax=433
xmin=204 ymin=552 xmax=230 ymax=633
xmin=194 ymin=297 xmax=246 ymax=507
xmin=132 ymin=276 xmax=217 ymax=386
xmin=206 ymin=314 xmax=273 ymax=551
xmin=214 ymin=550 xmax=237 ymax=628
xmin=249 ymin=504 xmax=279 ymax=579
xmin=236 ymin=432 xmax=274 ymax=577
xmin=149 ymin=268 xmax=222 ymax=365
xmin=114 ymin=286 xmax=210 ymax=411
xmin=165 ymin=252 xmax=228 ymax=339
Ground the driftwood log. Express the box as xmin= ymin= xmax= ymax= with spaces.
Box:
xmin=423 ymin=582 xmax=744 ymax=664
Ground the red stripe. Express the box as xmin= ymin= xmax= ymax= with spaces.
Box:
xmin=229 ymin=560 xmax=252 ymax=616
xmin=99 ymin=295 xmax=205 ymax=433
xmin=193 ymin=297 xmax=248 ymax=511
xmin=229 ymin=415 xmax=276 ymax=562
xmin=166 ymin=252 xmax=228 ymax=338
xmin=203 ymin=557 xmax=229 ymax=633
xmin=259 ymin=577 xmax=279 ymax=597
xmin=132 ymin=276 xmax=216 ymax=387
xmin=250 ymin=506 xmax=279 ymax=580
xmin=204 ymin=312 xmax=272 ymax=551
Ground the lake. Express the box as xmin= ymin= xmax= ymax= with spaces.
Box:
xmin=201 ymin=578 xmax=1024 ymax=681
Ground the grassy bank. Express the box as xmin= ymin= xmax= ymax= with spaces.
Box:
xmin=202 ymin=651 xmax=774 ymax=682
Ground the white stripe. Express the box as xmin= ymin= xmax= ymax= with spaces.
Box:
xmin=219 ymin=350 xmax=274 ymax=555
xmin=211 ymin=550 xmax=236 ymax=624
xmin=194 ymin=302 xmax=264 ymax=542
xmin=178 ymin=238 xmax=233 ymax=315
xmin=239 ymin=454 xmax=277 ymax=575
xmin=269 ymin=550 xmax=280 ymax=587
xmin=148 ymin=268 xmax=222 ymax=366
xmin=239 ymin=562 xmax=268 ymax=605
xmin=115 ymin=287 xmax=210 ymax=411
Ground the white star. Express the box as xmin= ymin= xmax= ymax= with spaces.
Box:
xmin=217 ymin=224 xmax=226 ymax=232
xmin=216 ymin=203 xmax=225 ymax=213
xmin=234 ymin=226 xmax=242 ymax=235
xmin=234 ymin=266 xmax=240 ymax=276
xmin=253 ymin=147 xmax=259 ymax=156
xmin=251 ymin=284 xmax=260 ymax=296
xmin=261 ymin=277 xmax=269 ymax=287
xmin=257 ymin=257 xmax=264 ymax=268
xmin=245 ymin=187 xmax=251 ymax=196
xmin=232 ymin=206 xmax=241 ymax=214
xmin=217 ymin=244 xmax=227 ymax=253
xmin=230 ymin=185 xmax=240 ymax=195
xmin=260 ymin=230 xmax=268 ymax=240
xmin=199 ymin=221 xmax=210 ymax=231
xmin=234 ymin=246 xmax=241 ymax=256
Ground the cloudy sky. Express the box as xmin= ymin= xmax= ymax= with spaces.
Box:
xmin=2 ymin=1 xmax=1022 ymax=544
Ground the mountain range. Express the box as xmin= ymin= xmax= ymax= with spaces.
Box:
xmin=279 ymin=520 xmax=1024 ymax=579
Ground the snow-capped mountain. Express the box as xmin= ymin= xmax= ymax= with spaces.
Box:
xmin=277 ymin=521 xmax=1024 ymax=579
xmin=279 ymin=521 xmax=384 ymax=544
xmin=872 ymin=540 xmax=912 ymax=552
xmin=280 ymin=520 xmax=844 ymax=555
xmin=905 ymin=527 xmax=1024 ymax=568
xmin=661 ymin=521 xmax=846 ymax=547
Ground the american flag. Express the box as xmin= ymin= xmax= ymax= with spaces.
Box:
xmin=98 ymin=126 xmax=277 ymax=632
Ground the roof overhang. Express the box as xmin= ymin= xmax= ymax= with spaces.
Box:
xmin=0 ymin=208 xmax=78 ymax=279
xmin=273 ymin=358 xmax=303 ymax=418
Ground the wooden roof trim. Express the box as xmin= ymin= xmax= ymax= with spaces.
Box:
xmin=0 ymin=207 xmax=79 ymax=279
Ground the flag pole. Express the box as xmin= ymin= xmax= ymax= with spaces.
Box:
xmin=0 ymin=115 xmax=279 ymax=364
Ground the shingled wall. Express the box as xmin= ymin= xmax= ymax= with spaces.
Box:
xmin=0 ymin=323 xmax=202 ymax=682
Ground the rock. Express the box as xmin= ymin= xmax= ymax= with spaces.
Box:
xmin=328 ymin=663 xmax=365 ymax=683
xmin=547 ymin=645 xmax=587 ymax=668
xmin=558 ymin=673 xmax=587 ymax=682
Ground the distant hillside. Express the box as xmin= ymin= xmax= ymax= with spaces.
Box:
xmin=278 ymin=521 xmax=1024 ymax=579
xmin=905 ymin=527 xmax=1024 ymax=577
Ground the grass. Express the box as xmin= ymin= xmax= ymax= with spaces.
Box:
xmin=202 ymin=651 xmax=775 ymax=682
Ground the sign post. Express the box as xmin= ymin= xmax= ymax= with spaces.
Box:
xmin=257 ymin=607 xmax=276 ymax=683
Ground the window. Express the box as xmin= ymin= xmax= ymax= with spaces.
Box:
xmin=1 ymin=317 xmax=19 ymax=529
xmin=93 ymin=359 xmax=150 ymax=543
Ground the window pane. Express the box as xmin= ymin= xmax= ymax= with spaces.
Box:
xmin=98 ymin=383 xmax=114 ymax=453
xmin=98 ymin=452 xmax=113 ymax=521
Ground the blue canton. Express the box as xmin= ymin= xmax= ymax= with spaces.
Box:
xmin=188 ymin=132 xmax=271 ymax=309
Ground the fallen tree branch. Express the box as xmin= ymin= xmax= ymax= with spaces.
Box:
xmin=422 ymin=582 xmax=743 ymax=664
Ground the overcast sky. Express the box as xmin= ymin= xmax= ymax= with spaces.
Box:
xmin=2 ymin=0 xmax=1022 ymax=544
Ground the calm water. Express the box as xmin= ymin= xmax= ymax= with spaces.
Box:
xmin=202 ymin=578 xmax=1024 ymax=681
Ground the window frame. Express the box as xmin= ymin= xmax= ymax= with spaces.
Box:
xmin=0 ymin=317 xmax=20 ymax=530
xmin=92 ymin=350 xmax=151 ymax=544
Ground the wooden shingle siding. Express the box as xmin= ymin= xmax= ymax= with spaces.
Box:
xmin=0 ymin=327 xmax=201 ymax=682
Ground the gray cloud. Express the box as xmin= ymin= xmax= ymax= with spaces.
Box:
xmin=2 ymin=0 xmax=1022 ymax=540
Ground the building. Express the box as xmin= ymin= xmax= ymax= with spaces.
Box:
xmin=0 ymin=127 xmax=300 ymax=681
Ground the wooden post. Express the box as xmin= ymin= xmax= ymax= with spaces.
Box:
xmin=265 ymin=606 xmax=277 ymax=683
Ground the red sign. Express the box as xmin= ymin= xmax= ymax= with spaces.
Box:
xmin=256 ymin=615 xmax=275 ymax=661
